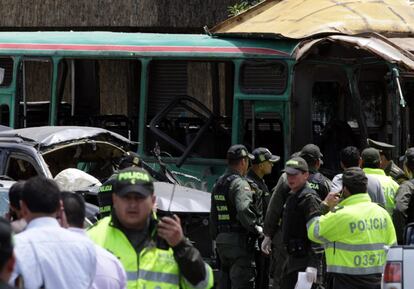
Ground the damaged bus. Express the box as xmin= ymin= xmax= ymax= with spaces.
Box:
xmin=210 ymin=0 xmax=414 ymax=178
xmin=0 ymin=31 xmax=296 ymax=190
xmin=1 ymin=27 xmax=414 ymax=187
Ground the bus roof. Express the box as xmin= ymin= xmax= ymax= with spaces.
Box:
xmin=211 ymin=0 xmax=414 ymax=39
xmin=0 ymin=31 xmax=298 ymax=58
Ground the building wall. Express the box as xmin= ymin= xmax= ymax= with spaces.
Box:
xmin=0 ymin=0 xmax=238 ymax=32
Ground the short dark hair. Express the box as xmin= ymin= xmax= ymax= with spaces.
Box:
xmin=9 ymin=181 xmax=25 ymax=209
xmin=21 ymin=177 xmax=61 ymax=214
xmin=343 ymin=167 xmax=368 ymax=195
xmin=340 ymin=146 xmax=360 ymax=168
xmin=0 ymin=218 xmax=13 ymax=271
xmin=61 ymin=191 xmax=85 ymax=228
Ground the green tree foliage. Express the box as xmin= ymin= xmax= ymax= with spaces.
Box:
xmin=227 ymin=1 xmax=262 ymax=17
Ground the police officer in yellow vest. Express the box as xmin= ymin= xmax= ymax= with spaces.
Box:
xmin=307 ymin=167 xmax=397 ymax=289
xmin=361 ymin=148 xmax=399 ymax=215
xmin=367 ymin=138 xmax=408 ymax=184
xmin=88 ymin=167 xmax=214 ymax=289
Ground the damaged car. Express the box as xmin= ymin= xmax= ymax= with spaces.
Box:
xmin=0 ymin=125 xmax=214 ymax=263
xmin=0 ymin=125 xmax=132 ymax=182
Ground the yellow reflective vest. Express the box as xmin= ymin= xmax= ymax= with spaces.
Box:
xmin=307 ymin=193 xmax=396 ymax=275
xmin=88 ymin=216 xmax=214 ymax=289
xmin=363 ymin=168 xmax=399 ymax=215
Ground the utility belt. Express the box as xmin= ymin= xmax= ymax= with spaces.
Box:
xmin=286 ymin=238 xmax=309 ymax=257
xmin=217 ymin=224 xmax=247 ymax=234
xmin=217 ymin=225 xmax=259 ymax=249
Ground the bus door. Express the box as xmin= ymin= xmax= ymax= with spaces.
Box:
xmin=233 ymin=59 xmax=289 ymax=187
xmin=294 ymin=61 xmax=393 ymax=177
xmin=239 ymin=99 xmax=286 ymax=188
xmin=0 ymin=57 xmax=17 ymax=127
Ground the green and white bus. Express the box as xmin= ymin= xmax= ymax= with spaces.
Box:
xmin=0 ymin=31 xmax=412 ymax=189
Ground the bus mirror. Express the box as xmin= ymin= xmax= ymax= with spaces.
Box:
xmin=0 ymin=67 xmax=4 ymax=85
xmin=392 ymin=68 xmax=407 ymax=108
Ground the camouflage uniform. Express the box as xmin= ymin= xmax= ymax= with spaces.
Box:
xmin=247 ymin=147 xmax=280 ymax=289
xmin=210 ymin=145 xmax=260 ymax=289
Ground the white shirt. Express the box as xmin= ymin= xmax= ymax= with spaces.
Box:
xmin=331 ymin=173 xmax=386 ymax=206
xmin=68 ymin=227 xmax=127 ymax=289
xmin=10 ymin=217 xmax=97 ymax=289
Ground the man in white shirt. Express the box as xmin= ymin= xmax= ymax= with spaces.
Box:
xmin=331 ymin=146 xmax=385 ymax=206
xmin=60 ymin=191 xmax=127 ymax=289
xmin=9 ymin=177 xmax=97 ymax=289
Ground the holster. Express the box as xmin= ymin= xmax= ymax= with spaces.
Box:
xmin=286 ymin=238 xmax=308 ymax=257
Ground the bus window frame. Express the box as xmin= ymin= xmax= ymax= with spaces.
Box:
xmin=141 ymin=58 xmax=236 ymax=161
xmin=233 ymin=59 xmax=292 ymax=162
xmin=239 ymin=59 xmax=288 ymax=95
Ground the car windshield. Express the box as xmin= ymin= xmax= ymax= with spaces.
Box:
xmin=42 ymin=141 xmax=126 ymax=181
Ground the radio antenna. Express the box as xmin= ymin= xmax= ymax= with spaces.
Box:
xmin=167 ymin=182 xmax=176 ymax=213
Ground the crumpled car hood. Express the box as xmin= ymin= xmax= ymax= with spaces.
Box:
xmin=154 ymin=182 xmax=210 ymax=213
xmin=0 ymin=126 xmax=132 ymax=150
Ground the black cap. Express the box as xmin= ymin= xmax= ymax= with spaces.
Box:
xmin=400 ymin=147 xmax=414 ymax=165
xmin=300 ymin=144 xmax=323 ymax=160
xmin=283 ymin=157 xmax=309 ymax=175
xmin=113 ymin=167 xmax=154 ymax=197
xmin=342 ymin=167 xmax=368 ymax=191
xmin=367 ymin=138 xmax=395 ymax=152
xmin=361 ymin=147 xmax=381 ymax=165
xmin=118 ymin=151 xmax=141 ymax=170
xmin=227 ymin=144 xmax=254 ymax=160
xmin=252 ymin=147 xmax=280 ymax=164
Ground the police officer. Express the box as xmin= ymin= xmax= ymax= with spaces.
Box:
xmin=261 ymin=146 xmax=327 ymax=289
xmin=97 ymin=151 xmax=142 ymax=218
xmin=210 ymin=144 xmax=262 ymax=289
xmin=98 ymin=151 xmax=143 ymax=218
xmin=118 ymin=151 xmax=141 ymax=170
xmin=299 ymin=144 xmax=332 ymax=200
xmin=394 ymin=147 xmax=414 ymax=243
xmin=88 ymin=167 xmax=214 ymax=289
xmin=280 ymin=157 xmax=322 ymax=289
xmin=247 ymin=147 xmax=280 ymax=289
xmin=262 ymin=171 xmax=290 ymax=289
xmin=367 ymin=138 xmax=408 ymax=184
xmin=361 ymin=148 xmax=399 ymax=215
xmin=307 ymin=167 xmax=397 ymax=289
